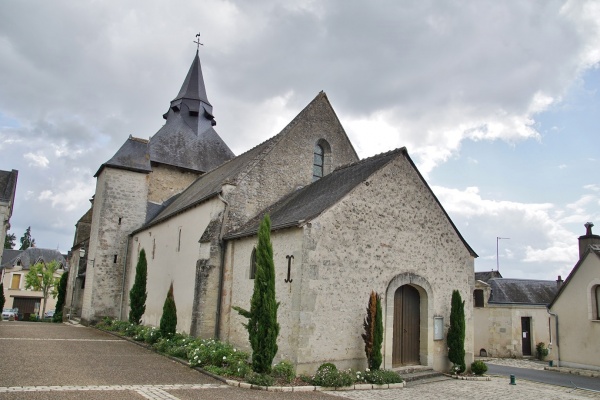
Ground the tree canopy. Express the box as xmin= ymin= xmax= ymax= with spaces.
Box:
xmin=19 ymin=226 xmax=36 ymax=250
xmin=24 ymin=260 xmax=62 ymax=318
xmin=4 ymin=232 xmax=16 ymax=249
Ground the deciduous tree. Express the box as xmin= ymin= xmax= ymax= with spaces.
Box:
xmin=24 ymin=260 xmax=62 ymax=319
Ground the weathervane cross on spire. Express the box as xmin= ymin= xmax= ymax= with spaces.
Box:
xmin=194 ymin=33 xmax=204 ymax=51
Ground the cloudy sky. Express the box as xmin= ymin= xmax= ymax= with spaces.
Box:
xmin=1 ymin=1 xmax=598 ymax=280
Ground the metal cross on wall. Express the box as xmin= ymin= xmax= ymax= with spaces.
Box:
xmin=193 ymin=33 xmax=204 ymax=50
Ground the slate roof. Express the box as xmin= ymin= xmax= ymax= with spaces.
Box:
xmin=487 ymin=278 xmax=558 ymax=305
xmin=95 ymin=51 xmax=234 ymax=177
xmin=224 ymin=148 xmax=478 ymax=259
xmin=0 ymin=248 xmax=66 ymax=270
xmin=225 ymin=148 xmax=405 ymax=239
xmin=1 ymin=249 xmax=22 ymax=268
xmin=0 ymin=169 xmax=18 ymax=203
xmin=475 ymin=270 xmax=503 ymax=283
xmin=548 ymin=244 xmax=600 ymax=308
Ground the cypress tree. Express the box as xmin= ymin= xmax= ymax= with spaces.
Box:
xmin=372 ymin=293 xmax=383 ymax=370
xmin=233 ymin=214 xmax=280 ymax=374
xmin=53 ymin=271 xmax=69 ymax=322
xmin=362 ymin=291 xmax=384 ymax=370
xmin=0 ymin=283 xmax=5 ymax=311
xmin=447 ymin=289 xmax=466 ymax=373
xmin=160 ymin=283 xmax=177 ymax=337
xmin=129 ymin=249 xmax=148 ymax=325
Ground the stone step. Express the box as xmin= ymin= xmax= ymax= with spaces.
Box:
xmin=393 ymin=367 xmax=447 ymax=386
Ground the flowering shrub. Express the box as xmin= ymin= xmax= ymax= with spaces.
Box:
xmin=305 ymin=363 xmax=354 ymax=387
xmin=272 ymin=360 xmax=295 ymax=383
xmin=362 ymin=369 xmax=403 ymax=384
xmin=187 ymin=338 xmax=249 ymax=368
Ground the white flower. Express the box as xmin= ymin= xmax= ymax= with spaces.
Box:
xmin=223 ymin=356 xmax=227 ymax=360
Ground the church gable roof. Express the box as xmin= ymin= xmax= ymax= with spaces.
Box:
xmin=139 ymin=92 xmax=342 ymax=230
xmin=488 ymin=278 xmax=558 ymax=305
xmin=225 ymin=148 xmax=405 ymax=239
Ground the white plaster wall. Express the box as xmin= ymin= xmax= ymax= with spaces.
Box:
xmin=295 ymin=154 xmax=475 ymax=373
xmin=551 ymin=253 xmax=600 ymax=369
xmin=223 ymin=228 xmax=304 ymax=365
xmin=127 ymin=197 xmax=225 ymax=334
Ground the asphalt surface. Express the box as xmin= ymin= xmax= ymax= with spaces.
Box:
xmin=487 ymin=363 xmax=600 ymax=392
xmin=0 ymin=321 xmax=342 ymax=400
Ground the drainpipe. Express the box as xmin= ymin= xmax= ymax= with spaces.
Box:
xmin=215 ymin=193 xmax=230 ymax=340
xmin=547 ymin=308 xmax=559 ymax=367
xmin=119 ymin=236 xmax=130 ymax=321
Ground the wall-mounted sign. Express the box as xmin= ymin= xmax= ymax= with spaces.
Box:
xmin=434 ymin=316 xmax=444 ymax=340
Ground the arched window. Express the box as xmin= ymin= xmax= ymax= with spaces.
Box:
xmin=250 ymin=248 xmax=257 ymax=279
xmin=313 ymin=144 xmax=324 ymax=182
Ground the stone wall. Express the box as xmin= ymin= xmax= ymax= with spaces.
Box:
xmin=147 ymin=164 xmax=201 ymax=205
xmin=225 ymin=94 xmax=358 ymax=232
xmin=81 ymin=168 xmax=149 ymax=323
xmin=296 ymin=153 xmax=474 ymax=373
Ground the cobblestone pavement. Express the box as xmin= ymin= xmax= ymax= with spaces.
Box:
xmin=327 ymin=377 xmax=600 ymax=399
xmin=479 ymin=357 xmax=547 ymax=370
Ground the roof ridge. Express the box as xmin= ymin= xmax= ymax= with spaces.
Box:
xmin=333 ymin=147 xmax=406 ymax=172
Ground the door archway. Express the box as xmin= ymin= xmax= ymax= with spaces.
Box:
xmin=393 ymin=285 xmax=420 ymax=366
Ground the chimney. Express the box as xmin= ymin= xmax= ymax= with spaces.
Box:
xmin=579 ymin=222 xmax=600 ymax=260
xmin=556 ymin=275 xmax=563 ymax=289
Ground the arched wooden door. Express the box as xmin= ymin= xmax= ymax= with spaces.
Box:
xmin=393 ymin=285 xmax=420 ymax=366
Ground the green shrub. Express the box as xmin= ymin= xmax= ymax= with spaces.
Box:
xmin=187 ymin=338 xmax=249 ymax=368
xmin=272 ymin=360 xmax=295 ymax=383
xmin=129 ymin=249 xmax=148 ymax=325
xmin=226 ymin=360 xmax=252 ymax=378
xmin=317 ymin=362 xmax=337 ymax=373
xmin=143 ymin=327 xmax=161 ymax=344
xmin=447 ymin=290 xmax=466 ymax=373
xmin=535 ymin=342 xmax=549 ymax=361
xmin=471 ymin=360 xmax=488 ymax=375
xmin=29 ymin=314 xmax=38 ymax=322
xmin=363 ymin=369 xmax=403 ymax=384
xmin=246 ymin=372 xmax=274 ymax=387
xmin=309 ymin=364 xmax=354 ymax=387
xmin=52 ymin=312 xmax=63 ymax=323
xmin=204 ymin=365 xmax=227 ymax=376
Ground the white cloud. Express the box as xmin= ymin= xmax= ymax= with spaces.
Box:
xmin=23 ymin=152 xmax=49 ymax=168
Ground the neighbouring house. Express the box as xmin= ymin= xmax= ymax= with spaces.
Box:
xmin=473 ymin=273 xmax=558 ymax=358
xmin=548 ymin=222 xmax=600 ymax=371
xmin=0 ymin=169 xmax=18 ymax=265
xmin=0 ymin=248 xmax=66 ymax=320
xmin=67 ymin=46 xmax=478 ymax=373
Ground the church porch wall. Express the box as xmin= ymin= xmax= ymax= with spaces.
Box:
xmin=82 ymin=168 xmax=148 ymax=323
xmin=294 ymin=155 xmax=475 ymax=373
xmin=223 ymin=229 xmax=304 ymax=366
xmin=224 ymin=96 xmax=358 ymax=232
xmin=128 ymin=197 xmax=225 ymax=334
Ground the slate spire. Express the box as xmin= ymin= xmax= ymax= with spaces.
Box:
xmin=150 ymin=49 xmax=235 ymax=173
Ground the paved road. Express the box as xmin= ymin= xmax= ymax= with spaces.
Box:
xmin=1 ymin=321 xmax=598 ymax=399
xmin=487 ymin=364 xmax=600 ymax=392
xmin=0 ymin=321 xmax=339 ymax=400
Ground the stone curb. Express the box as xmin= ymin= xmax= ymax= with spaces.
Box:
xmin=544 ymin=366 xmax=600 ymax=378
xmin=94 ymin=327 xmax=407 ymax=392
xmin=443 ymin=373 xmax=491 ymax=381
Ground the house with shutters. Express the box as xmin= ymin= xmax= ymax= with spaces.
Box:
xmin=67 ymin=47 xmax=477 ymax=373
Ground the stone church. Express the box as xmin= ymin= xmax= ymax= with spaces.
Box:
xmin=66 ymin=49 xmax=477 ymax=373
